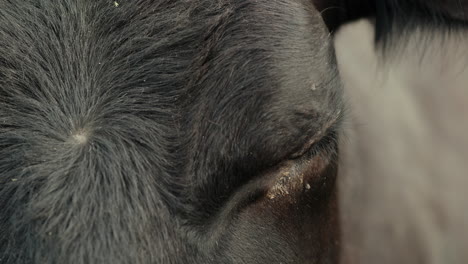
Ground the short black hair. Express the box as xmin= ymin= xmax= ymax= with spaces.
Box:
xmin=0 ymin=0 xmax=342 ymax=263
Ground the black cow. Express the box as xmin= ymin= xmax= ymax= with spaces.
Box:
xmin=0 ymin=1 xmax=342 ymax=263
xmin=0 ymin=0 xmax=467 ymax=264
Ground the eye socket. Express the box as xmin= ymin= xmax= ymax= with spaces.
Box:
xmin=194 ymin=124 xmax=340 ymax=241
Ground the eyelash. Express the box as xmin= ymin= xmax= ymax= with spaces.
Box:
xmin=298 ymin=126 xmax=339 ymax=162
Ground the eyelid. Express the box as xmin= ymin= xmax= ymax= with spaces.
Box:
xmin=290 ymin=114 xmax=340 ymax=160
xmin=197 ymin=121 xmax=340 ymax=240
xmin=305 ymin=128 xmax=338 ymax=158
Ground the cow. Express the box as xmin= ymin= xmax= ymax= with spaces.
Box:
xmin=0 ymin=0 xmax=467 ymax=263
xmin=0 ymin=1 xmax=342 ymax=263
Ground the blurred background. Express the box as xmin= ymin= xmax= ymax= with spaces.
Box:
xmin=334 ymin=19 xmax=468 ymax=264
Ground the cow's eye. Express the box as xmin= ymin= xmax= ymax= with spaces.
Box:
xmin=198 ymin=124 xmax=340 ymax=240
xmin=262 ymin=125 xmax=339 ymax=201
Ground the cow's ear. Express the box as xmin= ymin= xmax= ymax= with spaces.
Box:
xmin=311 ymin=0 xmax=375 ymax=32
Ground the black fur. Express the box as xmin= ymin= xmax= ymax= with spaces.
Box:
xmin=0 ymin=0 xmax=342 ymax=263
xmin=313 ymin=0 xmax=468 ymax=44
xmin=321 ymin=0 xmax=468 ymax=41
xmin=4 ymin=0 xmax=464 ymax=263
